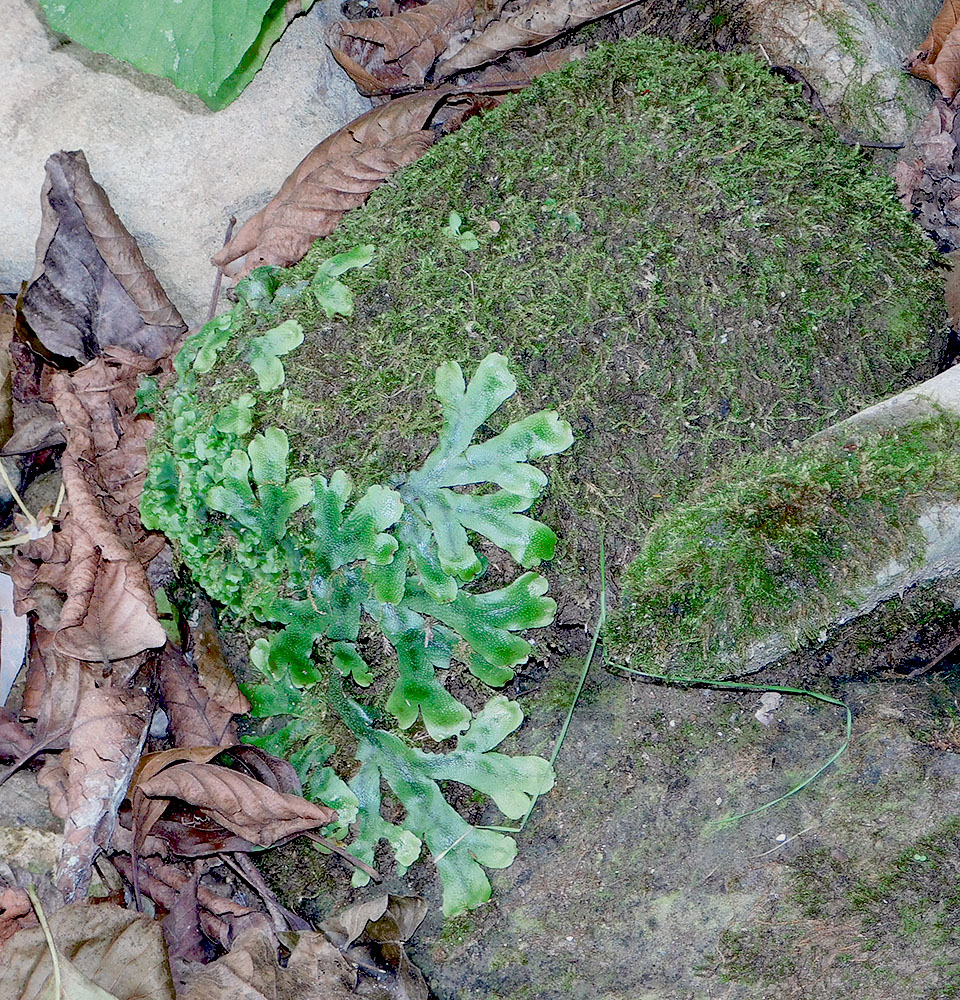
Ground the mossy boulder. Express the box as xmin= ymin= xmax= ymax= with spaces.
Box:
xmin=147 ymin=34 xmax=945 ymax=638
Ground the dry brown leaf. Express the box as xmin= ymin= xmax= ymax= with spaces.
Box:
xmin=0 ymin=900 xmax=175 ymax=1000
xmin=437 ymin=0 xmax=639 ymax=76
xmin=135 ymin=761 xmax=336 ymax=848
xmin=193 ymin=603 xmax=249 ymax=717
xmin=0 ymin=707 xmax=35 ymax=761
xmin=20 ymin=151 xmax=185 ymax=364
xmin=109 ymin=852 xmax=268 ymax=950
xmin=36 ymin=755 xmax=69 ymax=820
xmin=3 ymin=336 xmax=63 ymax=461
xmin=907 ymin=0 xmax=960 ymax=100
xmin=0 ymin=300 xmax=16 ymax=448
xmin=158 ymin=643 xmax=241 ymax=749
xmin=179 ymin=927 xmax=356 ymax=1000
xmin=320 ymin=894 xmax=429 ymax=1000
xmin=467 ymin=43 xmax=584 ymax=87
xmin=329 ymin=0 xmax=475 ymax=94
xmin=57 ymin=552 xmax=167 ymax=663
xmin=11 ymin=352 xmax=168 ymax=663
xmin=160 ymin=868 xmax=207 ymax=964
xmin=0 ymin=626 xmax=85 ymax=784
xmin=0 ymin=887 xmax=36 ymax=946
xmin=128 ymin=745 xmax=330 ymax=876
xmin=914 ymin=98 xmax=957 ymax=177
xmin=212 ymin=91 xmax=462 ymax=274
xmin=58 ymin=683 xmax=152 ymax=900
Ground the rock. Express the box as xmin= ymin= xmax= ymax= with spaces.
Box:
xmin=0 ymin=0 xmax=370 ymax=326
xmin=741 ymin=0 xmax=942 ymax=141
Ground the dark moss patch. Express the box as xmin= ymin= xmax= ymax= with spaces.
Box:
xmin=173 ymin=34 xmax=946 ymax=627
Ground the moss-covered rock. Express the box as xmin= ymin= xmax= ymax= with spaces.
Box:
xmin=148 ymin=33 xmax=945 ymax=633
xmin=605 ymin=414 xmax=960 ymax=678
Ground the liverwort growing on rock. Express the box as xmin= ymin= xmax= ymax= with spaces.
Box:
xmin=142 ymin=287 xmax=573 ymax=913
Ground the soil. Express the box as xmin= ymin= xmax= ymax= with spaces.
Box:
xmin=258 ymin=581 xmax=960 ymax=999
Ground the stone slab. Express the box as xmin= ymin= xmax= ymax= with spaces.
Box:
xmin=0 ymin=0 xmax=370 ymax=326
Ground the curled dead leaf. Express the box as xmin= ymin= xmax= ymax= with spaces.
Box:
xmin=193 ymin=603 xmax=249 ymax=718
xmin=158 ymin=642 xmax=242 ymax=750
xmin=320 ymin=894 xmax=428 ymax=999
xmin=179 ymin=926 xmax=356 ymax=1000
xmin=0 ymin=887 xmax=36 ymax=947
xmin=178 ymin=895 xmax=428 ymax=1000
xmin=437 ymin=0 xmax=639 ymax=76
xmin=21 ymin=151 xmax=185 ymax=364
xmin=0 ymin=899 xmax=175 ymax=1000
xmin=110 ymin=852 xmax=267 ymax=950
xmin=907 ymin=0 xmax=960 ymax=100
xmin=212 ymin=91 xmax=462 ymax=275
xmin=129 ymin=745 xmax=335 ymax=867
xmin=12 ymin=353 xmax=170 ymax=664
xmin=329 ymin=0 xmax=475 ymax=94
xmin=467 ymin=42 xmax=584 ymax=88
xmin=136 ymin=762 xmax=336 ymax=849
xmin=58 ymin=683 xmax=152 ymax=900
xmin=0 ymin=708 xmax=34 ymax=762
xmin=0 ymin=626 xmax=83 ymax=783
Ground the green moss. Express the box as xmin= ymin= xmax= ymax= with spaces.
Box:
xmin=152 ymin=34 xmax=944 ymax=607
xmin=717 ymin=820 xmax=960 ymax=989
xmin=440 ymin=913 xmax=476 ymax=946
xmin=606 ymin=415 xmax=960 ymax=678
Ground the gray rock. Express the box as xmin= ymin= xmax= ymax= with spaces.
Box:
xmin=742 ymin=0 xmax=942 ymax=141
xmin=0 ymin=0 xmax=370 ymax=327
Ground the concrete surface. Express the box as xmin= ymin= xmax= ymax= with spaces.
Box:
xmin=0 ymin=0 xmax=369 ymax=327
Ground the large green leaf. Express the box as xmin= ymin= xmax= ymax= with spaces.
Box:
xmin=348 ymin=696 xmax=554 ymax=915
xmin=402 ymin=354 xmax=573 ymax=583
xmin=39 ymin=0 xmax=313 ymax=110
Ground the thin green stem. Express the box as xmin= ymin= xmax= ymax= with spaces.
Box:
xmin=480 ymin=533 xmax=607 ymax=834
xmin=605 ymin=662 xmax=852 ymax=825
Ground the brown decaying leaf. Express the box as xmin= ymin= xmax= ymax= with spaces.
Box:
xmin=134 ymin=758 xmax=336 ymax=849
xmin=177 ymin=895 xmax=429 ymax=1000
xmin=110 ymin=852 xmax=268 ymax=950
xmin=0 ymin=887 xmax=36 ymax=946
xmin=0 ymin=900 xmax=175 ymax=1000
xmin=2 ymin=337 xmax=64 ymax=459
xmin=0 ymin=707 xmax=35 ymax=761
xmin=192 ymin=602 xmax=249 ymax=717
xmin=0 ymin=626 xmax=83 ymax=782
xmin=907 ymin=0 xmax=960 ymax=100
xmin=179 ymin=926 xmax=357 ymax=1000
xmin=58 ymin=682 xmax=152 ymax=900
xmin=126 ymin=745 xmax=332 ymax=899
xmin=160 ymin=868 xmax=209 ymax=964
xmin=467 ymin=43 xmax=584 ymax=88
xmin=0 ymin=300 xmax=16 ymax=448
xmin=436 ymin=0 xmax=640 ymax=76
xmin=329 ymin=0 xmax=474 ymax=93
xmin=12 ymin=350 xmax=168 ymax=663
xmin=158 ymin=642 xmax=241 ymax=750
xmin=10 ymin=353 xmax=166 ymax=901
xmin=212 ymin=91 xmax=462 ymax=274
xmin=320 ymin=894 xmax=429 ymax=1000
xmin=21 ymin=150 xmax=186 ymax=364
